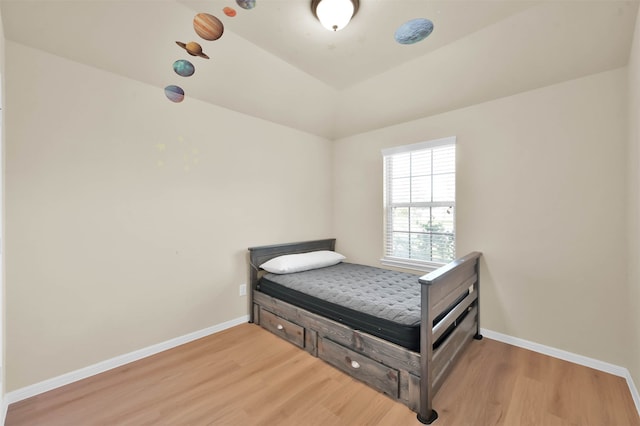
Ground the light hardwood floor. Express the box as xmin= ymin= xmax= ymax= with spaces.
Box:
xmin=6 ymin=323 xmax=640 ymax=426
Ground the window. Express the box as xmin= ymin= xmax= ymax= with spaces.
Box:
xmin=382 ymin=137 xmax=456 ymax=270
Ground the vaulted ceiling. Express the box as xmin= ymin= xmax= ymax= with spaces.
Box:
xmin=1 ymin=0 xmax=638 ymax=139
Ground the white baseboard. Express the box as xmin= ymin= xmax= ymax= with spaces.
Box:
xmin=5 ymin=315 xmax=249 ymax=406
xmin=481 ymin=328 xmax=640 ymax=417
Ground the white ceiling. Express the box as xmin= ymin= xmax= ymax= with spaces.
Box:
xmin=179 ymin=0 xmax=537 ymax=89
xmin=1 ymin=0 xmax=638 ymax=138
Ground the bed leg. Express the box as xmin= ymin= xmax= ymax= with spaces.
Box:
xmin=417 ymin=410 xmax=438 ymax=424
xmin=473 ymin=258 xmax=482 ymax=341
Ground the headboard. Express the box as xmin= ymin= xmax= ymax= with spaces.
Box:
xmin=247 ymin=238 xmax=336 ymax=322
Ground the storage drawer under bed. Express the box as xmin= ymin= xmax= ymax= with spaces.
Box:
xmin=318 ymin=336 xmax=400 ymax=398
xmin=259 ymin=308 xmax=305 ymax=349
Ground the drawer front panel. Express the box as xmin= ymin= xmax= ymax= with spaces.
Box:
xmin=318 ymin=337 xmax=399 ymax=398
xmin=260 ymin=308 xmax=305 ymax=348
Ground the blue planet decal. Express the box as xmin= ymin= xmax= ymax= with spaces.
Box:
xmin=173 ymin=59 xmax=195 ymax=77
xmin=236 ymin=0 xmax=256 ymax=10
xmin=164 ymin=85 xmax=185 ymax=103
xmin=394 ymin=18 xmax=434 ymax=45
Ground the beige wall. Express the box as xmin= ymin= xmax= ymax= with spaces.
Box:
xmin=4 ymin=42 xmax=333 ymax=391
xmin=0 ymin=1 xmax=5 ymax=401
xmin=628 ymin=5 xmax=640 ymax=392
xmin=334 ymin=68 xmax=630 ymax=367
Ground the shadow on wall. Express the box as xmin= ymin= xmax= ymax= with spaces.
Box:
xmin=477 ymin=255 xmax=510 ymax=335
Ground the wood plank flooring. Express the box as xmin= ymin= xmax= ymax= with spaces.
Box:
xmin=6 ymin=323 xmax=640 ymax=425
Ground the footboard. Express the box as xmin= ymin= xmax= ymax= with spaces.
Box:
xmin=418 ymin=251 xmax=482 ymax=424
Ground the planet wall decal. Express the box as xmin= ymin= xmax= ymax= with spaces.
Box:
xmin=193 ymin=13 xmax=224 ymax=41
xmin=223 ymin=7 xmax=237 ymax=17
xmin=236 ymin=0 xmax=256 ymax=10
xmin=165 ymin=85 xmax=185 ymax=103
xmin=394 ymin=18 xmax=434 ymax=45
xmin=173 ymin=59 xmax=195 ymax=77
xmin=176 ymin=41 xmax=210 ymax=59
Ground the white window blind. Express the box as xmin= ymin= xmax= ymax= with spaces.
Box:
xmin=382 ymin=137 xmax=456 ymax=268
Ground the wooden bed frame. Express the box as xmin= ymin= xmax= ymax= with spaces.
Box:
xmin=248 ymin=239 xmax=482 ymax=424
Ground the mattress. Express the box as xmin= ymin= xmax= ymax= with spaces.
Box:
xmin=258 ymin=262 xmax=467 ymax=352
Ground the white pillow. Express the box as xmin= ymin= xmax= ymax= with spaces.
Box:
xmin=260 ymin=250 xmax=346 ymax=274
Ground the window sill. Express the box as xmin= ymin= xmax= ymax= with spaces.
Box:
xmin=380 ymin=257 xmax=445 ymax=273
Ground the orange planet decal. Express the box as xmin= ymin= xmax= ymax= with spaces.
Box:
xmin=193 ymin=13 xmax=224 ymax=41
xmin=223 ymin=7 xmax=237 ymax=17
xmin=176 ymin=41 xmax=210 ymax=59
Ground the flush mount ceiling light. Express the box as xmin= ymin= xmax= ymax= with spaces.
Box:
xmin=311 ymin=0 xmax=360 ymax=32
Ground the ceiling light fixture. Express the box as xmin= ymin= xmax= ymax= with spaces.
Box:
xmin=311 ymin=0 xmax=359 ymax=32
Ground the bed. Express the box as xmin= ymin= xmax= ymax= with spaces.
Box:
xmin=248 ymin=239 xmax=482 ymax=424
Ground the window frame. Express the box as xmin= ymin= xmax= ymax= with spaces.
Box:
xmin=381 ymin=136 xmax=457 ymax=272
